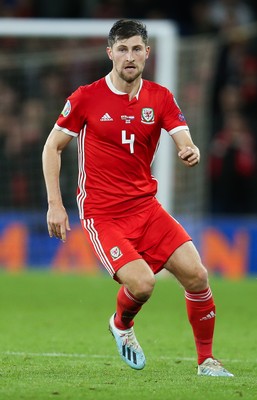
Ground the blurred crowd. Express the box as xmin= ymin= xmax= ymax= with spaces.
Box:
xmin=209 ymin=29 xmax=257 ymax=214
xmin=0 ymin=0 xmax=257 ymax=215
xmin=0 ymin=0 xmax=257 ymax=36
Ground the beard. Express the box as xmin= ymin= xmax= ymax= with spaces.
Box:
xmin=118 ymin=67 xmax=143 ymax=83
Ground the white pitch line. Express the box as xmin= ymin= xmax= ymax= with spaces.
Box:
xmin=1 ymin=351 xmax=255 ymax=363
xmin=2 ymin=351 xmax=114 ymax=359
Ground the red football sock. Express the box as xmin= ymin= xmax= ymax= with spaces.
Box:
xmin=185 ymin=287 xmax=216 ymax=365
xmin=114 ymin=286 xmax=146 ymax=330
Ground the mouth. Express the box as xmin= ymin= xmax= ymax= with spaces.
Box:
xmin=125 ymin=65 xmax=136 ymax=70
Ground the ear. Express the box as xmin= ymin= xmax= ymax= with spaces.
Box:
xmin=145 ymin=46 xmax=151 ymax=60
xmin=106 ymin=47 xmax=113 ymax=60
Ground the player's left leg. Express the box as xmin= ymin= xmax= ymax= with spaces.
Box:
xmin=164 ymin=241 xmax=234 ymax=377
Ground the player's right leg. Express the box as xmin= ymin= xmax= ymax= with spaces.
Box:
xmin=109 ymin=259 xmax=155 ymax=370
xmin=80 ymin=218 xmax=155 ymax=370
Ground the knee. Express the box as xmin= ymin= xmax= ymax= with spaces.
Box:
xmin=186 ymin=264 xmax=209 ymax=292
xmin=129 ymin=275 xmax=155 ymax=302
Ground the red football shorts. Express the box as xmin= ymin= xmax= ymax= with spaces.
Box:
xmin=81 ymin=199 xmax=191 ymax=279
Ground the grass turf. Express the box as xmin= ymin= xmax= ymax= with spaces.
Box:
xmin=0 ymin=271 xmax=256 ymax=400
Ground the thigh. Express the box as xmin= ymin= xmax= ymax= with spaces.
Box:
xmin=138 ymin=204 xmax=192 ymax=274
xmin=81 ymin=217 xmax=143 ymax=279
xmin=164 ymin=240 xmax=208 ymax=288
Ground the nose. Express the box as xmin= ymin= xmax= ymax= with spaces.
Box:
xmin=126 ymin=50 xmax=134 ymax=62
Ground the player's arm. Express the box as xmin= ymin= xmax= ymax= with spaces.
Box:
xmin=42 ymin=128 xmax=73 ymax=242
xmin=170 ymin=128 xmax=200 ymax=167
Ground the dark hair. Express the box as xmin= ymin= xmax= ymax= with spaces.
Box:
xmin=108 ymin=19 xmax=148 ymax=47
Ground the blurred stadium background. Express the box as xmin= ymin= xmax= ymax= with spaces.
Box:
xmin=0 ymin=0 xmax=257 ymax=278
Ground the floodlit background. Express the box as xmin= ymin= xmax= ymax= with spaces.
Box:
xmin=0 ymin=0 xmax=257 ymax=276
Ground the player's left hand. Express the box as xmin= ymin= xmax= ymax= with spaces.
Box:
xmin=178 ymin=146 xmax=200 ymax=167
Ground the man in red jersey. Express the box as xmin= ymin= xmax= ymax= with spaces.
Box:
xmin=42 ymin=19 xmax=233 ymax=376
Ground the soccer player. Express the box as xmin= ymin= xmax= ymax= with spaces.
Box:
xmin=42 ymin=19 xmax=233 ymax=377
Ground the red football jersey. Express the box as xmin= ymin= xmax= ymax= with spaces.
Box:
xmin=55 ymin=74 xmax=188 ymax=218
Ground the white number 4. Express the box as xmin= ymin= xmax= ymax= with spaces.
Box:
xmin=122 ymin=130 xmax=135 ymax=154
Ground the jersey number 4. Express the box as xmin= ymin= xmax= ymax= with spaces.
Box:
xmin=122 ymin=130 xmax=135 ymax=154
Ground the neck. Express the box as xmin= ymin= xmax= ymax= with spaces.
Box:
xmin=109 ymin=71 xmax=141 ymax=100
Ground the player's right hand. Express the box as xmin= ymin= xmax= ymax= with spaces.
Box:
xmin=47 ymin=205 xmax=71 ymax=242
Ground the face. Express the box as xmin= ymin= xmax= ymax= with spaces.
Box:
xmin=106 ymin=36 xmax=150 ymax=84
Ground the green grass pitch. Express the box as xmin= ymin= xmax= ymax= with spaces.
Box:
xmin=0 ymin=270 xmax=256 ymax=400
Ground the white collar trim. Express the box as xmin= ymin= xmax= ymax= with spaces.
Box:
xmin=105 ymin=73 xmax=142 ymax=99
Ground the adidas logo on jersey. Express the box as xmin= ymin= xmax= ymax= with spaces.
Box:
xmin=100 ymin=113 xmax=113 ymax=121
